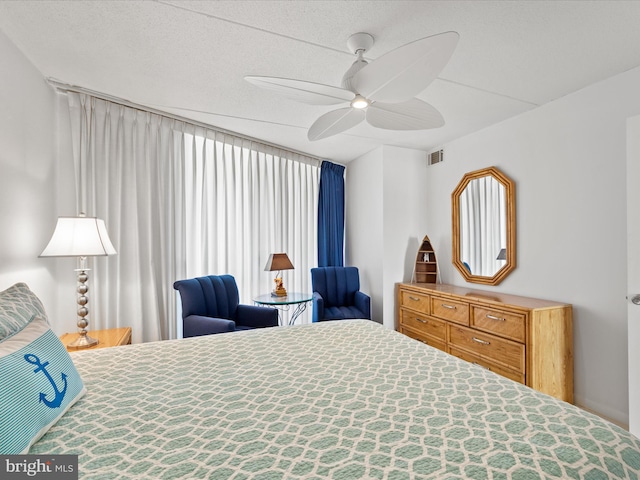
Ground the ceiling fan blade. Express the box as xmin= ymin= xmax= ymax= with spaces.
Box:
xmin=308 ymin=108 xmax=365 ymax=141
xmin=366 ymin=98 xmax=444 ymax=130
xmin=351 ymin=31 xmax=459 ymax=104
xmin=245 ymin=76 xmax=354 ymax=105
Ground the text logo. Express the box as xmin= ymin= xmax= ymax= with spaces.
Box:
xmin=0 ymin=455 xmax=78 ymax=479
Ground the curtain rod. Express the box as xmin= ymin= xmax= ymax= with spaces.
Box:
xmin=46 ymin=78 xmax=323 ymax=164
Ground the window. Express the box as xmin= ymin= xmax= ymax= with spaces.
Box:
xmin=183 ymin=132 xmax=320 ymax=320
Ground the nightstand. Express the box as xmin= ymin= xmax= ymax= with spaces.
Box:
xmin=60 ymin=327 xmax=132 ymax=351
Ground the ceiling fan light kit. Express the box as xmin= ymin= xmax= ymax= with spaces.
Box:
xmin=350 ymin=94 xmax=370 ymax=109
xmin=245 ymin=31 xmax=459 ymax=141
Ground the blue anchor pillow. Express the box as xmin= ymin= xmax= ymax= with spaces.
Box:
xmin=0 ymin=315 xmax=86 ymax=454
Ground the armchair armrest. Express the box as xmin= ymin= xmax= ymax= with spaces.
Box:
xmin=354 ymin=291 xmax=371 ymax=320
xmin=236 ymin=304 xmax=279 ymax=328
xmin=183 ymin=315 xmax=235 ymax=338
xmin=312 ymin=292 xmax=324 ymax=323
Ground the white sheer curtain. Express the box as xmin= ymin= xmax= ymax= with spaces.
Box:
xmin=183 ymin=131 xmax=319 ymax=322
xmin=460 ymin=176 xmax=506 ymax=276
xmin=67 ymin=93 xmax=187 ymax=343
xmin=67 ymin=93 xmax=320 ymax=341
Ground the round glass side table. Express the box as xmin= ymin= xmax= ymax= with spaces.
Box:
xmin=253 ymin=292 xmax=313 ymax=326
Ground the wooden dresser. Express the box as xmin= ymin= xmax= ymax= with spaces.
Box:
xmin=397 ymin=283 xmax=573 ymax=403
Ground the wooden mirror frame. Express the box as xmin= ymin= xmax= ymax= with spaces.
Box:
xmin=452 ymin=166 xmax=516 ymax=286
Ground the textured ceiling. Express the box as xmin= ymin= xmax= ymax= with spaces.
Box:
xmin=1 ymin=0 xmax=640 ymax=163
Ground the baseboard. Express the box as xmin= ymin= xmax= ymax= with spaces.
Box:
xmin=575 ymin=403 xmax=629 ymax=431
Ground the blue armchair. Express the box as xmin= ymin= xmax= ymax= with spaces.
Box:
xmin=173 ymin=274 xmax=278 ymax=337
xmin=311 ymin=266 xmax=371 ymax=322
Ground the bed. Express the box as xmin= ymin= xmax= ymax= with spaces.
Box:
xmin=22 ymin=319 xmax=640 ymax=479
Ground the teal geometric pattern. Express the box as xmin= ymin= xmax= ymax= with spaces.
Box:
xmin=31 ymin=320 xmax=640 ymax=479
xmin=0 ymin=283 xmax=48 ymax=340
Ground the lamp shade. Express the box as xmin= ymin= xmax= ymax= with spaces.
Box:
xmin=40 ymin=216 xmax=117 ymax=257
xmin=496 ymin=248 xmax=507 ymax=261
xmin=264 ymin=253 xmax=294 ymax=272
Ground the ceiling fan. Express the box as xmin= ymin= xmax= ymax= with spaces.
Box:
xmin=245 ymin=31 xmax=459 ymax=141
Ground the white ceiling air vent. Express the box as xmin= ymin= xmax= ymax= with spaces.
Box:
xmin=428 ymin=149 xmax=444 ymax=165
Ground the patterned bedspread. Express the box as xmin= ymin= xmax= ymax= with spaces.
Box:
xmin=32 ymin=320 xmax=640 ymax=479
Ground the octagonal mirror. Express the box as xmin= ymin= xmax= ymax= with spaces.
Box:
xmin=452 ymin=166 xmax=516 ymax=285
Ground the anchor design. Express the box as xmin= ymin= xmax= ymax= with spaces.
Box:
xmin=24 ymin=354 xmax=68 ymax=408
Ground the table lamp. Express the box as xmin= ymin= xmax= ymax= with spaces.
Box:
xmin=264 ymin=253 xmax=294 ymax=297
xmin=40 ymin=214 xmax=117 ymax=348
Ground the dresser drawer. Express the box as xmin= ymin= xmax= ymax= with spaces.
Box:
xmin=400 ymin=309 xmax=446 ymax=341
xmin=430 ymin=297 xmax=469 ymax=326
xmin=449 ymin=346 xmax=525 ymax=384
xmin=449 ymin=325 xmax=525 ymax=373
xmin=400 ymin=290 xmax=430 ymax=315
xmin=401 ymin=327 xmax=447 ymax=352
xmin=471 ymin=306 xmax=526 ymax=343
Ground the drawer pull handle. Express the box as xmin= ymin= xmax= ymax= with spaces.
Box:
xmin=416 ymin=318 xmax=428 ymax=324
xmin=472 ymin=362 xmax=491 ymax=371
xmin=486 ymin=314 xmax=505 ymax=322
xmin=472 ymin=337 xmax=490 ymax=345
xmin=441 ymin=304 xmax=457 ymax=310
xmin=419 ymin=339 xmax=428 ymax=345
xmin=409 ymin=296 xmax=420 ymax=301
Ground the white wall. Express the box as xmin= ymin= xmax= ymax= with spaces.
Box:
xmin=346 ymin=148 xmax=384 ymax=323
xmin=381 ymin=146 xmax=430 ymax=328
xmin=0 ymin=29 xmax=65 ymax=333
xmin=422 ymin=65 xmax=640 ymax=426
xmin=346 ymin=145 xmax=429 ymax=329
xmin=627 ymin=114 xmax=640 ymax=436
